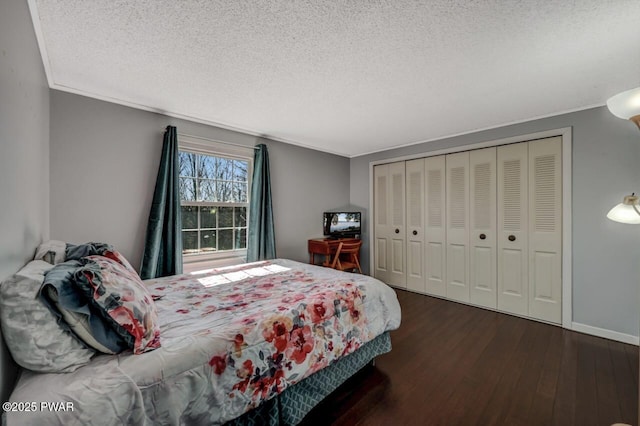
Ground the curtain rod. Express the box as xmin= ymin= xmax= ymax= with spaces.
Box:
xmin=176 ymin=132 xmax=260 ymax=150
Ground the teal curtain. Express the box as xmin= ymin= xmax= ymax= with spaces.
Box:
xmin=247 ymin=144 xmax=276 ymax=261
xmin=140 ymin=126 xmax=183 ymax=279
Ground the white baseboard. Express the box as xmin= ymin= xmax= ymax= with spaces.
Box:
xmin=571 ymin=322 xmax=639 ymax=346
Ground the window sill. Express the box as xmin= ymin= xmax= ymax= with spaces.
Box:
xmin=183 ymin=256 xmax=247 ymax=275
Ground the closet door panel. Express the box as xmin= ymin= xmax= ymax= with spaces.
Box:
xmin=425 ymin=156 xmax=446 ymax=296
xmin=376 ymin=237 xmax=388 ymax=272
xmin=497 ymin=142 xmax=528 ymax=316
xmin=427 ymin=242 xmax=445 ymax=293
xmin=406 ymin=159 xmax=425 ymax=292
xmin=446 ymin=152 xmax=469 ymax=302
xmin=449 ymin=244 xmax=467 ymax=287
xmin=528 ymin=137 xmax=562 ymax=323
xmin=502 ymin=248 xmax=526 ymax=293
xmin=469 ymin=147 xmax=497 ymax=308
xmin=407 ymin=241 xmax=423 ymax=284
xmin=388 ymin=161 xmax=406 ymax=288
xmin=472 ymin=246 xmax=493 ymax=299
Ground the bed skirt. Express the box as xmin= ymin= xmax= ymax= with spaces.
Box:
xmin=226 ymin=332 xmax=392 ymax=426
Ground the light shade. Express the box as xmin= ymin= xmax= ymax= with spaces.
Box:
xmin=606 ymin=87 xmax=640 ymax=129
xmin=607 ymin=194 xmax=640 ymax=224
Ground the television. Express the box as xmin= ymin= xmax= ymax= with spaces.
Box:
xmin=323 ymin=212 xmax=361 ymax=238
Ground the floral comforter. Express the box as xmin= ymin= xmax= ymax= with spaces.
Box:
xmin=7 ymin=259 xmax=401 ymax=425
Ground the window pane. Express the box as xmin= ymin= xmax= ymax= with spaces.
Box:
xmin=233 ymin=182 xmax=247 ymax=202
xmin=179 ymin=152 xmax=197 ymax=178
xmin=233 ymin=160 xmax=248 ymax=182
xmin=235 ymin=228 xmax=247 ymax=249
xmin=199 ymin=155 xmax=216 ymax=179
xmin=218 ymin=229 xmax=233 ymax=251
xmin=183 ymin=231 xmax=198 ymax=254
xmin=200 ymin=206 xmax=217 ymax=229
xmin=199 ymin=179 xmax=217 ymax=201
xmin=217 ymin=158 xmax=232 ymax=180
xmin=219 ymin=207 xmax=233 ymax=227
xmin=200 ymin=230 xmax=216 ymax=252
xmin=181 ymin=205 xmax=198 ymax=229
xmin=217 ymin=181 xmax=232 ymax=202
xmin=180 ymin=178 xmax=197 ymax=201
xmin=234 ymin=207 xmax=247 ymax=227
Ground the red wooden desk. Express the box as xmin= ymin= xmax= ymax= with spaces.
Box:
xmin=308 ymin=237 xmax=360 ymax=266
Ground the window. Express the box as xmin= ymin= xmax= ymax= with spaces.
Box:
xmin=178 ymin=136 xmax=252 ymax=261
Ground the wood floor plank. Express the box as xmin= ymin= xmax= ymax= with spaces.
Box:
xmin=528 ymin=325 xmax=562 ymax=425
xmin=550 ymin=330 xmax=578 ymax=425
xmin=592 ymin=337 xmax=623 ymax=424
xmin=502 ymin=321 xmax=551 ymax=425
xmin=609 ymin=340 xmax=639 ymax=425
xmin=299 ymin=289 xmax=639 ymax=426
xmin=452 ymin=313 xmax=528 ymax=425
xmin=625 ymin=343 xmax=640 ymax=388
xmin=471 ymin=314 xmax=547 ymax=424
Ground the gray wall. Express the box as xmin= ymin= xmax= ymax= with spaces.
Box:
xmin=50 ymin=91 xmax=350 ymax=269
xmin=0 ymin=0 xmax=51 ymax=404
xmin=259 ymin=139 xmax=351 ymax=260
xmin=351 ymin=107 xmax=640 ymax=338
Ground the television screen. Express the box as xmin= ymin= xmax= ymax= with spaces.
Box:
xmin=323 ymin=212 xmax=361 ymax=237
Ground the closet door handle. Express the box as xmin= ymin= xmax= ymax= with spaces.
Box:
xmin=479 ymin=233 xmax=486 ymax=240
xmin=395 ymin=229 xmax=400 ymax=234
xmin=412 ymin=230 xmax=418 ymax=236
xmin=508 ymin=235 xmax=516 ymax=242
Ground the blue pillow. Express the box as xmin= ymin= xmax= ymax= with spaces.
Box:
xmin=40 ymin=260 xmax=130 ymax=353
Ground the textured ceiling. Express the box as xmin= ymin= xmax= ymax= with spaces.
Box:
xmin=30 ymin=0 xmax=640 ymax=157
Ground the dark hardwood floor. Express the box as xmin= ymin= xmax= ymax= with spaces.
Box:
xmin=300 ymin=289 xmax=638 ymax=426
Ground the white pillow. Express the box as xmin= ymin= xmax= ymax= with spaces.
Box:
xmin=33 ymin=240 xmax=67 ymax=265
xmin=0 ymin=260 xmax=95 ymax=372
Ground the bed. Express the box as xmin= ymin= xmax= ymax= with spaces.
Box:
xmin=1 ymin=242 xmax=401 ymax=425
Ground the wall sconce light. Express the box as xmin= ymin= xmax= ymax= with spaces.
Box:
xmin=606 ymin=87 xmax=640 ymax=130
xmin=607 ymin=193 xmax=640 ymax=224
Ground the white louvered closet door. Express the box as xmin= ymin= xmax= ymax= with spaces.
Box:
xmin=424 ymin=156 xmax=447 ymax=297
xmin=469 ymin=147 xmax=497 ymax=309
xmin=446 ymin=152 xmax=470 ymax=302
xmin=497 ymin=142 xmax=529 ymax=316
xmin=528 ymin=137 xmax=562 ymax=324
xmin=406 ymin=159 xmax=425 ymax=293
xmin=373 ymin=164 xmax=390 ymax=284
xmin=374 ymin=162 xmax=406 ymax=288
xmin=388 ymin=161 xmax=407 ymax=288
